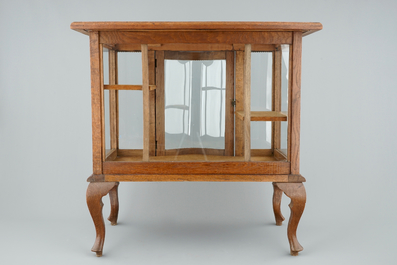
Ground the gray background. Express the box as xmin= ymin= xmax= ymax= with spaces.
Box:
xmin=1 ymin=0 xmax=396 ymax=264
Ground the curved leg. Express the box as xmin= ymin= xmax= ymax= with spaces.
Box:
xmin=273 ymin=183 xmax=306 ymax=256
xmin=272 ymin=182 xmax=285 ymax=226
xmin=108 ymin=183 xmax=119 ymax=225
xmin=86 ymin=182 xmax=119 ymax=257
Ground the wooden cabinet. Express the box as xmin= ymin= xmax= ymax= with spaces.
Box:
xmin=71 ymin=21 xmax=322 ymax=257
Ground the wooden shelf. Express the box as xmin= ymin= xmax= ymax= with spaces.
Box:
xmin=107 ymin=149 xmax=278 ymax=162
xmin=235 ymin=111 xmax=287 ymax=121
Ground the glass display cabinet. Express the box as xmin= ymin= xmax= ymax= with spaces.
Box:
xmin=70 ymin=21 xmax=322 ymax=257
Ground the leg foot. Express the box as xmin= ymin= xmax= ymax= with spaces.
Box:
xmin=87 ymin=182 xmax=119 ymax=256
xmin=272 ymin=182 xmax=285 ymax=226
xmin=273 ymin=182 xmax=306 ymax=256
xmin=108 ymin=183 xmax=120 ymax=225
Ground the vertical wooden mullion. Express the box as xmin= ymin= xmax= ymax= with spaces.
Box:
xmin=243 ymin=44 xmax=251 ymax=161
xmin=225 ymin=51 xmax=234 ymax=156
xmin=235 ymin=51 xmax=244 ymax=156
xmin=89 ymin=31 xmax=103 ymax=174
xmin=273 ymin=46 xmax=282 ymax=150
xmin=109 ymin=50 xmax=118 ymax=151
xmin=148 ymin=51 xmax=156 ymax=156
xmin=288 ymin=32 xmax=302 ymax=174
xmin=100 ymin=45 xmax=106 ymax=162
xmin=271 ymin=50 xmax=275 ymax=152
xmin=156 ymin=51 xmax=165 ymax=156
xmin=141 ymin=44 xmax=150 ymax=161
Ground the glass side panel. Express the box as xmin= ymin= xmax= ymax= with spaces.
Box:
xmin=164 ymin=59 xmax=226 ymax=151
xmin=118 ymin=52 xmax=143 ymax=149
xmin=251 ymin=52 xmax=272 ymax=150
xmin=118 ymin=52 xmax=142 ymax=84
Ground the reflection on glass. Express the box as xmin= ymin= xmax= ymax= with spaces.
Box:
xmin=164 ymin=60 xmax=226 ymax=151
xmin=280 ymin=45 xmax=289 ymax=155
xmin=251 ymin=52 xmax=273 ymax=149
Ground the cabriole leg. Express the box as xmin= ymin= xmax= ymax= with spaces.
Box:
xmin=272 ymin=182 xmax=285 ymax=226
xmin=273 ymin=182 xmax=306 ymax=256
xmin=86 ymin=182 xmax=119 ymax=257
xmin=108 ymin=183 xmax=119 ymax=225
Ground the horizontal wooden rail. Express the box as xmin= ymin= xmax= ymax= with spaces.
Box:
xmin=236 ymin=111 xmax=287 ymax=121
xmin=104 ymin=85 xmax=156 ymax=90
xmin=104 ymin=174 xmax=290 ymax=182
xmin=164 ymin=51 xmax=226 ymax=60
xmin=87 ymin=173 xmax=305 ymax=183
xmin=100 ymin=31 xmax=292 ymax=45
xmin=115 ymin=43 xmax=277 ymax=52
xmin=103 ymin=161 xmax=290 ymax=175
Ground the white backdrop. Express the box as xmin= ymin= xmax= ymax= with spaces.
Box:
xmin=1 ymin=0 xmax=396 ymax=264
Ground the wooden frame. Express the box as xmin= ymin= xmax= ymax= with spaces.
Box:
xmin=72 ymin=21 xmax=322 ymax=257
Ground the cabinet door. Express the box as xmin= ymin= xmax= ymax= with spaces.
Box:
xmin=155 ymin=51 xmax=234 ymax=158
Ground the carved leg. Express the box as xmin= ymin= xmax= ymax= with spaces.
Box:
xmin=272 ymin=182 xmax=285 ymax=226
xmin=108 ymin=183 xmax=119 ymax=225
xmin=273 ymin=182 xmax=306 ymax=256
xmin=86 ymin=182 xmax=119 ymax=257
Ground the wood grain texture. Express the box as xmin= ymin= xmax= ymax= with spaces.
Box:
xmin=105 ymin=174 xmax=289 ymax=182
xmin=235 ymin=51 xmax=244 ymax=156
xmin=109 ymin=50 xmax=118 ymax=150
xmin=113 ymin=149 xmax=272 ymax=158
xmin=100 ymin=31 xmax=292 ymax=45
xmin=107 ymin=183 xmax=119 ymax=226
xmin=273 ymin=182 xmax=306 ymax=256
xmin=165 ymin=148 xmax=225 ymax=156
xmin=89 ymin=32 xmax=103 ymax=174
xmin=236 ymin=111 xmax=287 ymax=121
xmin=244 ymin=44 xmax=251 ymax=161
xmin=105 ymin=148 xmax=117 ymax=161
xmin=103 ymin=160 xmax=290 ymax=175
xmin=86 ymin=182 xmax=119 ymax=257
xmin=115 ymin=43 xmax=276 ymax=52
xmin=274 ymin=148 xmax=287 ymax=161
xmin=251 ymin=149 xmax=273 ymax=156
xmin=117 ymin=43 xmax=234 ymax=52
xmin=272 ymin=182 xmax=285 ymax=225
xmin=104 ymin=84 xmax=156 ymax=90
xmin=288 ymin=32 xmax=302 ymax=174
xmin=71 ymin=21 xmax=322 ymax=34
xmin=100 ymin=44 xmax=106 ymax=162
xmin=155 ymin=51 xmax=165 ymax=156
xmin=141 ymin=44 xmax=150 ymax=161
xmin=113 ymin=154 xmax=277 ymax=162
xmin=148 ymin=50 xmax=156 ymax=156
xmin=273 ymin=47 xmax=282 ymax=150
xmin=225 ymin=51 xmax=234 ymax=156
xmin=164 ymin=51 xmax=226 ymax=60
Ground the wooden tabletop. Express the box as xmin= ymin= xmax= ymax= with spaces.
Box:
xmin=70 ymin=21 xmax=322 ymax=36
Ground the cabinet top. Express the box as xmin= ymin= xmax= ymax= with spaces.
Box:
xmin=70 ymin=21 xmax=322 ymax=36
